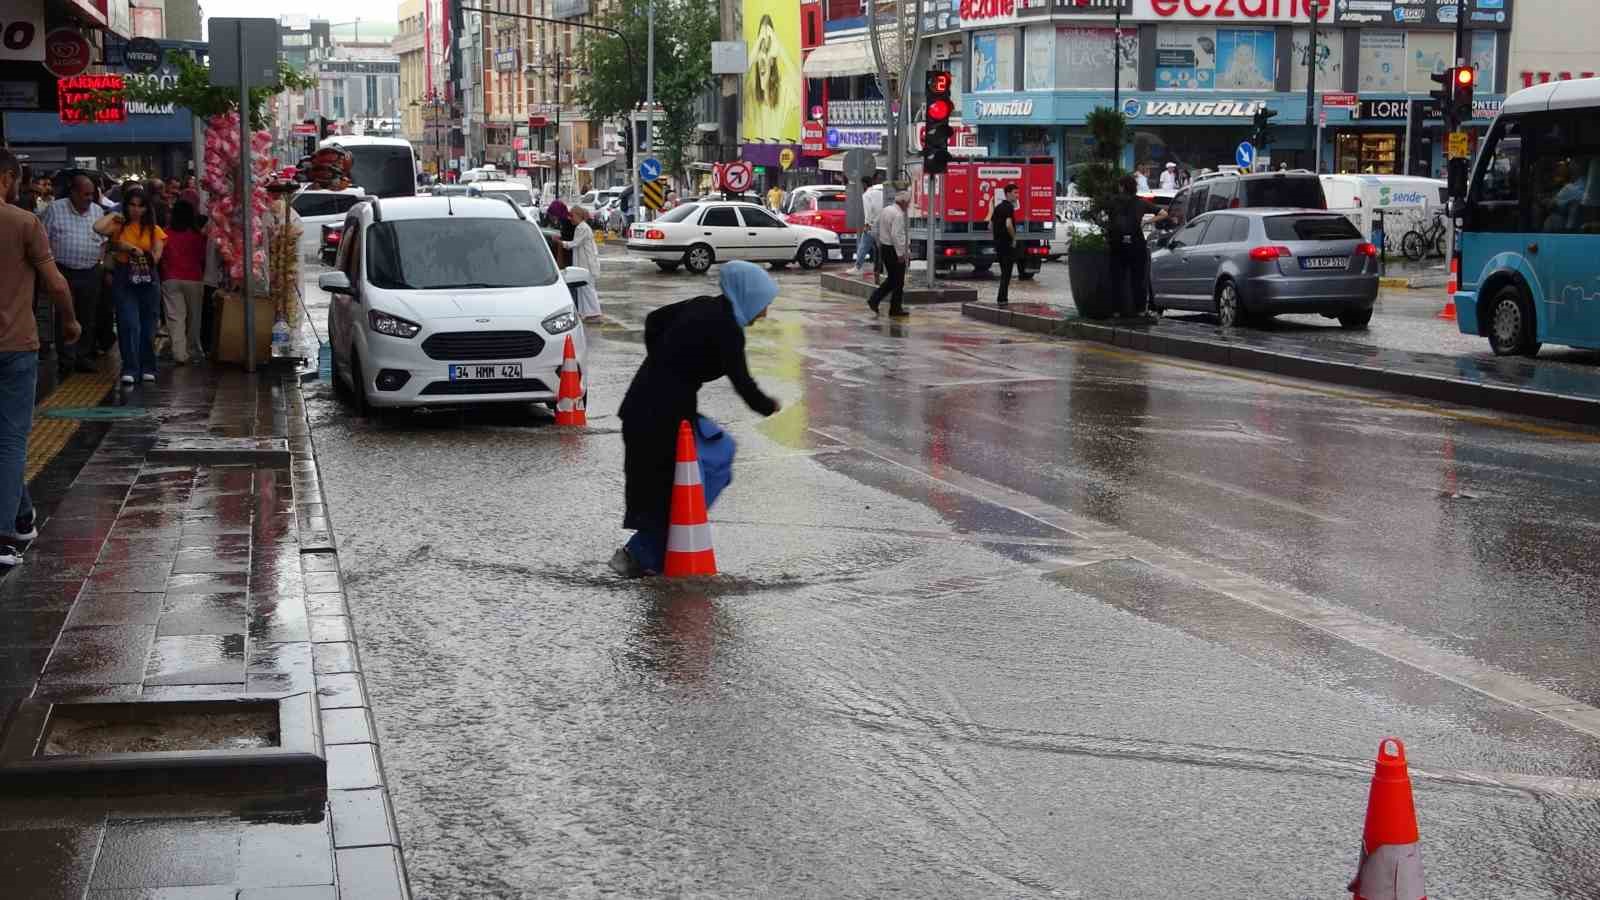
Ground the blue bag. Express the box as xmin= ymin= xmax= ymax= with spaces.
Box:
xmin=694 ymin=415 xmax=736 ymax=509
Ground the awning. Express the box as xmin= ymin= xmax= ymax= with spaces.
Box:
xmin=576 ymin=156 xmax=616 ymax=172
xmin=803 ymin=40 xmax=875 ymax=79
xmin=819 ymin=151 xmax=886 ymax=174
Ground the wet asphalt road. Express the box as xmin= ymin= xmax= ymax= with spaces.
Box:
xmin=301 ymin=260 xmax=1600 ymax=898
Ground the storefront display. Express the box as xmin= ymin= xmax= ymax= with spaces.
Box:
xmin=1334 ymin=132 xmax=1401 ymax=175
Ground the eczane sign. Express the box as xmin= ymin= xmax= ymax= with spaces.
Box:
xmin=1136 ymin=0 xmax=1329 ymax=22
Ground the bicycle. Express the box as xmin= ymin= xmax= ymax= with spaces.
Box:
xmin=1400 ymin=208 xmax=1447 ymax=261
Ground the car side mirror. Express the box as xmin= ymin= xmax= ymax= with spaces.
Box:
xmin=563 ymin=266 xmax=591 ymax=289
xmin=318 ymin=271 xmax=353 ymax=295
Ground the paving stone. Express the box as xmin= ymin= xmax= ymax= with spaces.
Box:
xmin=91 ymin=817 xmax=239 ymax=889
xmin=0 ymin=610 xmax=68 ymax=646
xmin=315 ymin=673 xmax=366 ymax=710
xmin=148 ymin=436 xmax=291 ymax=466
xmin=334 ymin=846 xmax=408 ymax=900
xmin=250 ymin=596 xmax=310 ymax=643
xmin=328 ymin=788 xmax=397 ymax=849
xmin=308 ymin=616 xmax=351 ymax=644
xmin=171 ymin=549 xmax=251 ymax=576
xmin=42 ymin=626 xmax=156 ymax=684
xmin=236 ymin=818 xmax=335 ymax=888
xmin=320 ymin=708 xmax=373 ymax=746
xmin=156 ymin=593 xmax=249 ymax=636
xmin=311 ymin=643 xmax=357 ymax=675
xmin=66 ymin=593 xmax=166 ymax=628
xmin=143 ymin=633 xmax=247 ymax=685
xmin=165 ymin=573 xmax=249 ymax=597
xmin=0 ymin=824 xmax=102 ymax=900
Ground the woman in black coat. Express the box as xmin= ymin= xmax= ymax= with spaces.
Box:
xmin=611 ymin=260 xmax=782 ymax=577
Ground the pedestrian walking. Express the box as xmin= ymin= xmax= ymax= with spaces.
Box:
xmin=766 ymin=182 xmax=785 ymax=213
xmin=1106 ymin=175 xmax=1169 ymax=319
xmin=990 ymin=183 xmax=1018 ymax=307
xmin=852 ymin=177 xmax=880 ymax=277
xmin=611 ymin=260 xmax=782 ymax=578
xmin=0 ymin=149 xmax=80 ymax=570
xmin=94 ymin=187 xmax=165 ymax=385
xmin=40 ymin=173 xmax=107 ymax=377
xmin=1160 ymin=162 xmax=1179 ymax=190
xmin=867 ymin=190 xmax=911 ymax=318
xmin=562 ymin=206 xmax=603 ymax=321
xmin=159 ymin=200 xmax=207 ymax=364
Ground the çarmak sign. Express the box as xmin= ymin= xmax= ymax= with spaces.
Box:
xmin=1139 ymin=0 xmax=1329 ymax=20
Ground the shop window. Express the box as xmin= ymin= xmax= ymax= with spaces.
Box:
xmin=1024 ymin=26 xmax=1055 ymax=91
xmin=1156 ymin=26 xmax=1214 ymax=91
xmin=1358 ymin=32 xmax=1405 ymax=93
xmin=1290 ymin=28 xmax=1342 ymax=93
xmin=1405 ymin=32 xmax=1452 ymax=93
xmin=971 ymin=30 xmax=1015 ymax=93
xmin=1335 ymin=133 xmax=1400 ymax=175
xmin=1470 ymin=31 xmax=1497 ymax=93
xmin=1057 ymin=27 xmax=1139 ymax=92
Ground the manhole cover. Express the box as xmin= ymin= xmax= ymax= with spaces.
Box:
xmin=42 ymin=407 xmax=148 ymax=420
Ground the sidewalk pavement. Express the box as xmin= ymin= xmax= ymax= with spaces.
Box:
xmin=0 ymin=365 xmax=408 ymax=899
xmin=964 ymin=300 xmax=1600 ymax=427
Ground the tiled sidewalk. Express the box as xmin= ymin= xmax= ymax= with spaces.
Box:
xmin=0 ymin=366 xmax=408 ymax=899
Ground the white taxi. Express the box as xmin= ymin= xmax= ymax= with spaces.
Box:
xmin=626 ymin=201 xmax=841 ymax=274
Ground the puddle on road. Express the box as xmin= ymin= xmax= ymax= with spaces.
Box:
xmin=44 ymin=708 xmax=279 ymax=756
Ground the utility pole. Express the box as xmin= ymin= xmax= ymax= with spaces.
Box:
xmin=1305 ymin=0 xmax=1318 ymax=152
xmin=554 ymin=52 xmax=563 ymax=196
xmin=1113 ymin=3 xmax=1122 ymax=111
xmin=638 ymin=0 xmax=654 ymax=224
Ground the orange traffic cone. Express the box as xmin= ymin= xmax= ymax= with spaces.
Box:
xmin=1350 ymin=738 xmax=1426 ymax=900
xmin=554 ymin=335 xmax=586 ymax=426
xmin=664 ymin=419 xmax=717 ymax=577
xmin=1438 ymin=258 xmax=1459 ymax=321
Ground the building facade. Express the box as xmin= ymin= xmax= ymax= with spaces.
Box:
xmin=1506 ymin=0 xmax=1597 ymax=91
xmin=952 ymin=0 xmax=1513 ymax=180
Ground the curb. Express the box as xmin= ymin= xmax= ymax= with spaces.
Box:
xmin=961 ymin=302 xmax=1600 ymax=428
xmin=1378 ymin=276 xmax=1412 ymax=288
xmin=284 ymin=374 xmax=414 ymax=899
xmin=820 ymin=271 xmax=978 ymax=304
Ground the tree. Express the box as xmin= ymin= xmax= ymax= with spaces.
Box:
xmin=575 ymin=0 xmax=719 ymax=185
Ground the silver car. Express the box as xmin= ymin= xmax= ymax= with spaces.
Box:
xmin=1149 ymin=209 xmax=1380 ymax=329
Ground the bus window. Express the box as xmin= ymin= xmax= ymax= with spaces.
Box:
xmin=347 ymin=145 xmax=417 ymax=198
xmin=1526 ymin=113 xmax=1600 ymax=235
xmin=1471 ymin=121 xmax=1522 ymax=233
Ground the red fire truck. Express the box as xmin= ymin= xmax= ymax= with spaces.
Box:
xmin=908 ymin=157 xmax=1054 ymax=277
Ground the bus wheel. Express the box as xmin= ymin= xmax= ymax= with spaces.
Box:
xmin=1487 ymin=285 xmax=1541 ymax=358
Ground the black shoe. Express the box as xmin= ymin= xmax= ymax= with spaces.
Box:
xmin=608 ymin=546 xmax=646 ymax=578
xmin=12 ymin=511 xmax=36 ymax=542
xmin=996 ymin=299 xmax=1009 ymax=307
xmin=888 ymin=307 xmax=911 ymax=318
xmin=868 ymin=298 xmax=881 ymax=316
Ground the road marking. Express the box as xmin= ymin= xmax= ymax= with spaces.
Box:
xmin=28 ymin=371 xmax=118 ymax=482
xmin=817 ymin=424 xmax=1600 ymax=743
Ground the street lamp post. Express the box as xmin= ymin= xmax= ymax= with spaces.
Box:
xmin=1305 ymin=0 xmax=1320 ymax=171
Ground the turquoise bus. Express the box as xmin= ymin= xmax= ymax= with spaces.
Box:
xmin=1457 ymin=77 xmax=1600 ymax=356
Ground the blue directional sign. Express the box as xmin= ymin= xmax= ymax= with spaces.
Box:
xmin=638 ymin=157 xmax=662 ymax=182
xmin=1236 ymin=141 xmax=1256 ymax=169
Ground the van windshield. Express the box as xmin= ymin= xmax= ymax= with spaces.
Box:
xmin=366 ymin=218 xmax=559 ymax=289
xmin=1240 ymin=176 xmax=1326 ymax=209
xmin=345 ymin=145 xmax=417 ymax=198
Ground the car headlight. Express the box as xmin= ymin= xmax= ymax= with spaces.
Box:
xmin=542 ymin=307 xmax=578 ymax=334
xmin=368 ymin=310 xmax=421 ymax=338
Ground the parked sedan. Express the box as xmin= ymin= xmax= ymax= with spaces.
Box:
xmin=1149 ymin=209 xmax=1379 ymax=329
xmin=627 ymin=201 xmax=841 ymax=274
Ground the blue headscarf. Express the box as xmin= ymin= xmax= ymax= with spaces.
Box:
xmin=720 ymin=260 xmax=779 ymax=327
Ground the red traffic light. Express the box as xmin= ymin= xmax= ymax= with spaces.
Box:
xmin=929 ymin=71 xmax=951 ymax=94
xmin=1455 ymin=67 xmax=1475 ymax=87
xmin=927 ymin=98 xmax=953 ymax=123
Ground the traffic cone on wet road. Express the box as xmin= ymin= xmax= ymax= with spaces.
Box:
xmin=664 ymin=419 xmax=717 ymax=577
xmin=1438 ymin=258 xmax=1459 ymax=321
xmin=1349 ymin=737 xmax=1426 ymax=900
xmin=554 ymin=335 xmax=586 ymax=426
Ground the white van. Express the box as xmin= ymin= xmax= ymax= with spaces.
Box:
xmin=1320 ymin=174 xmax=1446 ymax=243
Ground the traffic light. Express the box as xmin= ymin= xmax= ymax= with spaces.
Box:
xmin=1430 ymin=67 xmax=1455 ymax=128
xmin=923 ymin=69 xmax=954 ymax=176
xmin=1252 ymin=107 xmax=1277 ymax=150
xmin=1452 ymin=66 xmax=1476 ymax=123
xmin=318 ymin=115 xmax=335 ymax=139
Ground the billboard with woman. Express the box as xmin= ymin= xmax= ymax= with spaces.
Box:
xmin=743 ymin=0 xmax=802 ymax=144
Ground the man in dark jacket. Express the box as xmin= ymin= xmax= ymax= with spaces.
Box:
xmin=613 ymin=260 xmax=782 ymax=577
xmin=1106 ymin=175 xmax=1168 ymax=318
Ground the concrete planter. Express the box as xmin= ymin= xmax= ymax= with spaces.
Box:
xmin=1066 ymin=246 xmax=1116 ymax=320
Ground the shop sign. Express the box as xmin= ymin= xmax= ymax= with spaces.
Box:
xmin=825 ymin=126 xmax=886 ymax=150
xmin=802 ymin=120 xmax=828 ymax=156
xmin=57 ymin=74 xmax=127 ymax=124
xmin=0 ymin=1 xmax=45 ymax=62
xmin=44 ymin=28 xmax=93 ymax=78
xmin=1520 ymin=70 xmax=1598 ymax=89
xmin=959 ymin=0 xmax=1018 ymax=25
xmin=124 ymin=37 xmax=162 ymax=74
xmin=1335 ymin=0 xmax=1512 ymax=29
xmin=973 ymin=99 xmax=1035 ymax=118
xmin=1323 ymin=91 xmax=1358 ymax=109
xmin=1472 ymin=99 xmax=1501 ymax=118
xmin=1136 ymin=0 xmax=1329 ymax=23
xmin=1033 ymin=0 xmax=1132 ymax=15
xmin=1354 ymin=97 xmax=1496 ymax=120
xmin=0 ymin=81 xmax=39 ymax=109
xmin=827 ymin=99 xmax=887 ymax=126
xmin=1120 ymin=97 xmax=1266 ymax=118
xmin=493 ymin=48 xmax=517 ymax=72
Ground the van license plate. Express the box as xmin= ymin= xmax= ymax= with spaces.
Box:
xmin=449 ymin=363 xmax=523 ymax=381
xmin=1301 ymin=256 xmax=1345 ymax=270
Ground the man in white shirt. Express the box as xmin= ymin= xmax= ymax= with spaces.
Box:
xmin=40 ymin=174 xmax=106 ymax=375
xmin=1159 ymin=162 xmax=1178 ymax=190
xmin=867 ymin=190 xmax=911 ymax=318
xmin=853 ymin=178 xmax=882 ymax=277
